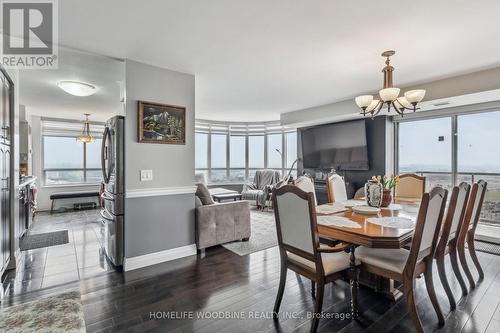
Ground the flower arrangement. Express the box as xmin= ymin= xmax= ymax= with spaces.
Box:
xmin=371 ymin=175 xmax=399 ymax=191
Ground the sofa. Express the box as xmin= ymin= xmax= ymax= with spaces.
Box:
xmin=195 ymin=183 xmax=251 ymax=252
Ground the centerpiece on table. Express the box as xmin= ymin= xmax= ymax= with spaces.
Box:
xmin=365 ymin=175 xmax=399 ymax=207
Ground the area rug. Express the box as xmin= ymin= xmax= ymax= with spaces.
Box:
xmin=0 ymin=291 xmax=85 ymax=333
xmin=466 ymin=240 xmax=500 ymax=256
xmin=20 ymin=230 xmax=69 ymax=251
xmin=222 ymin=209 xmax=277 ymax=256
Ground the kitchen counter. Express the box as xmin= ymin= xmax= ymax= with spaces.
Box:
xmin=19 ymin=176 xmax=37 ymax=188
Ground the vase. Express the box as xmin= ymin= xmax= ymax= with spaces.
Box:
xmin=381 ymin=189 xmax=392 ymax=207
xmin=364 ymin=180 xmax=383 ymax=208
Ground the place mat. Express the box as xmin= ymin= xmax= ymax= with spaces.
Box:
xmin=342 ymin=199 xmax=366 ymax=208
xmin=367 ymin=217 xmax=415 ymax=229
xmin=318 ymin=216 xmax=361 ymax=228
xmin=316 ymin=204 xmax=346 ymax=215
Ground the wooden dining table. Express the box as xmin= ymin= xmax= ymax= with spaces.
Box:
xmin=317 ymin=198 xmax=421 ymax=316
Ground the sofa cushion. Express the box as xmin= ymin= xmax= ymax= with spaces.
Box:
xmin=196 ymin=183 xmax=215 ymax=205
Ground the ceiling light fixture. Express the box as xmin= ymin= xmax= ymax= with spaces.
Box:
xmin=77 ymin=113 xmax=96 ymax=143
xmin=58 ymin=80 xmax=97 ymax=97
xmin=355 ymin=50 xmax=426 ymax=118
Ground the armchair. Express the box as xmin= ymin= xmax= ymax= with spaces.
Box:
xmin=241 ymin=170 xmax=281 ymax=208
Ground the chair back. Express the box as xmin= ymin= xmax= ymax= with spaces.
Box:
xmin=326 ymin=173 xmax=348 ymax=203
xmin=406 ymin=187 xmax=447 ymax=271
xmin=395 ymin=174 xmax=426 ymax=199
xmin=462 ymin=180 xmax=487 ymax=233
xmin=353 ymin=187 xmax=364 ymax=199
xmin=436 ymin=183 xmax=470 ymax=255
xmin=272 ymin=185 xmax=319 ymax=261
xmin=295 ymin=175 xmax=317 ymax=205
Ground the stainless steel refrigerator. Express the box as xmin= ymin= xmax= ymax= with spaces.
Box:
xmin=101 ymin=115 xmax=125 ymax=267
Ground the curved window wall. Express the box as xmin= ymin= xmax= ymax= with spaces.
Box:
xmin=195 ymin=119 xmax=297 ymax=183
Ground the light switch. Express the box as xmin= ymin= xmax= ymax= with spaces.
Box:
xmin=140 ymin=169 xmax=153 ymax=181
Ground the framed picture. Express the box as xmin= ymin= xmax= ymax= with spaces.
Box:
xmin=138 ymin=101 xmax=186 ymax=144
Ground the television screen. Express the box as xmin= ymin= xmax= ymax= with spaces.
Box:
xmin=301 ymin=120 xmax=369 ymax=170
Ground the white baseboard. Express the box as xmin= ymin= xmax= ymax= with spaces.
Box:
xmin=126 ymin=186 xmax=197 ymax=198
xmin=123 ymin=244 xmax=197 ymax=272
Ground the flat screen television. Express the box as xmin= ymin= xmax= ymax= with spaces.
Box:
xmin=301 ymin=119 xmax=369 ymax=170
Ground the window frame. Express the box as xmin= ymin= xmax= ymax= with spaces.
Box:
xmin=42 ymin=134 xmax=103 ymax=186
xmin=195 ymin=120 xmax=297 ymax=184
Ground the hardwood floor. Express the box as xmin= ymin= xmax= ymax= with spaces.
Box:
xmin=1 ymin=243 xmax=500 ymax=332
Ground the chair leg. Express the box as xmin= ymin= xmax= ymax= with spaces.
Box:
xmin=467 ymin=232 xmax=484 ymax=281
xmin=310 ymin=281 xmax=324 ymax=333
xmin=436 ymin=255 xmax=456 ymax=310
xmin=424 ymin=260 xmax=445 ymax=325
xmin=311 ymin=281 xmax=316 ymax=298
xmin=458 ymin=236 xmax=475 ymax=290
xmin=273 ymin=262 xmax=287 ymax=318
xmin=404 ymin=280 xmax=424 ymax=333
xmin=449 ymin=243 xmax=468 ymax=296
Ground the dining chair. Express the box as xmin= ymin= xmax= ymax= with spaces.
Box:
xmin=434 ymin=182 xmax=470 ymax=310
xmin=353 ymin=187 xmax=364 ymax=199
xmin=326 ymin=173 xmax=348 ymax=203
xmin=272 ymin=185 xmax=357 ymax=333
xmin=295 ymin=175 xmax=318 ymax=206
xmin=457 ymin=180 xmax=487 ymax=290
xmin=395 ymin=173 xmax=426 ymax=199
xmin=355 ymin=187 xmax=448 ymax=333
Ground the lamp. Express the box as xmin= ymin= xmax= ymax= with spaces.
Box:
xmin=58 ymin=81 xmax=97 ymax=97
xmin=77 ymin=114 xmax=96 ymax=143
xmin=355 ymin=50 xmax=426 ymax=118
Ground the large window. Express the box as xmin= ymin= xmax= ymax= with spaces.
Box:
xmin=195 ymin=120 xmax=297 ymax=183
xmin=396 ymin=109 xmax=500 ymax=228
xmin=43 ymin=136 xmax=103 ymax=185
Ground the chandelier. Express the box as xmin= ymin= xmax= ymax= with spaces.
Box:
xmin=77 ymin=113 xmax=96 ymax=143
xmin=355 ymin=50 xmax=425 ymax=117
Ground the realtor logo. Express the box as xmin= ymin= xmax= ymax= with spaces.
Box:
xmin=0 ymin=0 xmax=58 ymax=69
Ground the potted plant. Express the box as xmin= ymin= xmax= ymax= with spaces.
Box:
xmin=370 ymin=175 xmax=399 ymax=207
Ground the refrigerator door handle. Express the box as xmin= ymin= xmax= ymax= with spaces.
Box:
xmin=100 ymin=209 xmax=115 ymax=222
xmin=101 ymin=191 xmax=115 ymax=202
xmin=101 ymin=126 xmax=112 ymax=183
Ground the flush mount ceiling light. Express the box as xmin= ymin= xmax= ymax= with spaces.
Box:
xmin=355 ymin=50 xmax=426 ymax=118
xmin=77 ymin=113 xmax=96 ymax=143
xmin=57 ymin=80 xmax=97 ymax=97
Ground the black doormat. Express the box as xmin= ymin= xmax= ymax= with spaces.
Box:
xmin=20 ymin=230 xmax=69 ymax=251
xmin=466 ymin=240 xmax=500 ymax=256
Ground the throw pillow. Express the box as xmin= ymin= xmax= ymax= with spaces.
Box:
xmin=195 ymin=183 xmax=215 ymax=205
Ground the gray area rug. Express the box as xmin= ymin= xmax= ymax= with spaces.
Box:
xmin=222 ymin=209 xmax=277 ymax=256
xmin=466 ymin=240 xmax=500 ymax=256
xmin=20 ymin=230 xmax=69 ymax=251
xmin=0 ymin=291 xmax=85 ymax=332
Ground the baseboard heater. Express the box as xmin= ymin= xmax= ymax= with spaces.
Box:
xmin=74 ymin=202 xmax=97 ymax=211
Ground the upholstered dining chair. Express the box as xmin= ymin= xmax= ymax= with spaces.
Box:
xmin=355 ymin=187 xmax=448 ymax=333
xmin=434 ymin=182 xmax=470 ymax=310
xmin=353 ymin=187 xmax=364 ymax=199
xmin=395 ymin=173 xmax=426 ymax=199
xmin=272 ymin=185 xmax=356 ymax=333
xmin=457 ymin=180 xmax=487 ymax=290
xmin=326 ymin=173 xmax=348 ymax=203
xmin=294 ymin=175 xmax=318 ymax=206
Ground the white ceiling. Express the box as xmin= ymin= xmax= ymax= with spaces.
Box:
xmin=57 ymin=0 xmax=500 ymax=121
xmin=19 ymin=47 xmax=124 ymax=122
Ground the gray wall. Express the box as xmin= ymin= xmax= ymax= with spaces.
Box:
xmin=124 ymin=60 xmax=195 ymax=258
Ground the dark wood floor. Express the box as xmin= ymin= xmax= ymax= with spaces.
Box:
xmin=1 ymin=244 xmax=500 ymax=333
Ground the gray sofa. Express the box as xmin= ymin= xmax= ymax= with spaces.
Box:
xmin=195 ymin=184 xmax=251 ymax=252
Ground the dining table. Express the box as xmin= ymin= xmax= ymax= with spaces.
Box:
xmin=316 ymin=198 xmax=421 ymax=317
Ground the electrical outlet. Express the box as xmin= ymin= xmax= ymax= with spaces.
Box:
xmin=140 ymin=169 xmax=153 ymax=181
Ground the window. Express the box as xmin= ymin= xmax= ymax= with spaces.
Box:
xmin=267 ymin=134 xmax=282 ymax=169
xmin=396 ymin=109 xmax=500 ymax=232
xmin=43 ymin=136 xmax=103 ymax=185
xmin=195 ymin=120 xmax=297 ymax=183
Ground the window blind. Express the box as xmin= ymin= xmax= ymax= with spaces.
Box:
xmin=41 ymin=118 xmax=105 ymax=138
